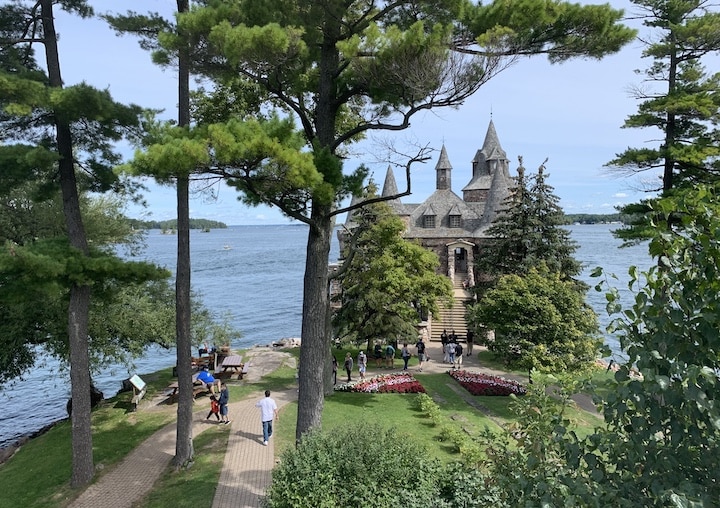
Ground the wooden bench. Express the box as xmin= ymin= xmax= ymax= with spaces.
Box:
xmin=164 ymin=374 xmax=213 ymax=401
xmin=238 ymin=362 xmax=251 ymax=380
xmin=165 ymin=382 xmax=179 ymax=403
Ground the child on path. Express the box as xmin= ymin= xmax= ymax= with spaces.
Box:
xmin=206 ymin=395 xmax=221 ymax=421
xmin=218 ymin=382 xmax=230 ymax=425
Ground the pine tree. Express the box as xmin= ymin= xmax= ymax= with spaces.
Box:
xmin=607 ymin=0 xmax=720 ymax=241
xmin=134 ymin=0 xmax=633 ymax=440
xmin=477 ymin=158 xmax=581 ymax=285
xmin=0 ymin=0 xmax=150 ymax=486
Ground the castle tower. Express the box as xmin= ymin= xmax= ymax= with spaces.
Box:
xmin=462 ymin=119 xmax=509 ymax=203
xmin=435 ymin=145 xmax=452 ymax=190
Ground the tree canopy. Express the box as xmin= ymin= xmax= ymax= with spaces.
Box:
xmin=467 ymin=264 xmax=600 ymax=374
xmin=112 ymin=0 xmax=634 ymax=441
xmin=332 ymin=197 xmax=453 ymax=351
xmin=607 ymin=0 xmax=720 ymax=242
xmin=476 ymin=158 xmax=582 ymax=285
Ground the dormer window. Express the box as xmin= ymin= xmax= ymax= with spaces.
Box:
xmin=448 ymin=204 xmax=462 ymax=228
xmin=423 ymin=215 xmax=436 ymax=228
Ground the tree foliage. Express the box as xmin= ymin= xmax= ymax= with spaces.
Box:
xmin=332 ymin=198 xmax=453 ymax=351
xmin=124 ymin=0 xmax=633 ymax=441
xmin=1 ymin=0 xmax=161 ymax=485
xmin=467 ymin=186 xmax=720 ymax=506
xmin=607 ymin=0 xmax=720 ymax=242
xmin=476 ymin=158 xmax=582 ymax=284
xmin=467 ymin=265 xmax=601 ymax=373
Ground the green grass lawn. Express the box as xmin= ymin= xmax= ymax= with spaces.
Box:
xmin=0 ymin=347 xmax=607 ymax=507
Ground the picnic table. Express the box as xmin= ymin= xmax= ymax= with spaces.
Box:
xmin=220 ymin=355 xmax=243 ymax=372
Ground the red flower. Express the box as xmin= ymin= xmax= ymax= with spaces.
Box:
xmin=449 ymin=370 xmax=526 ymax=396
xmin=335 ymin=372 xmax=426 ymax=393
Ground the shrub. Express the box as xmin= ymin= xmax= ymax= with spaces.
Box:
xmin=263 ymin=421 xmax=443 ymax=508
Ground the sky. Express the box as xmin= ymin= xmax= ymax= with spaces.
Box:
xmin=54 ymin=0 xmax=660 ymax=225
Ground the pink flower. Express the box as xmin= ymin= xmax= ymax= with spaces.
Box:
xmin=449 ymin=370 xmax=526 ymax=396
xmin=335 ymin=372 xmax=426 ymax=393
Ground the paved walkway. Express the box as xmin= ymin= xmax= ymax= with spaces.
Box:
xmin=68 ymin=342 xmax=597 ymax=508
xmin=69 ymin=348 xmax=296 ymax=508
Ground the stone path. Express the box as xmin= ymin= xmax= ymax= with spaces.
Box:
xmin=68 ymin=347 xmax=295 ymax=508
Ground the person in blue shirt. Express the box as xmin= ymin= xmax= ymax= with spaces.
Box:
xmin=196 ymin=366 xmax=221 ymax=394
xmin=218 ymin=383 xmax=230 ymax=425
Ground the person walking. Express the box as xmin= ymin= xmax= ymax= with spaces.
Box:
xmin=255 ymin=389 xmax=279 ymax=446
xmin=344 ymin=352 xmax=354 ymax=382
xmin=332 ymin=355 xmax=338 ymax=385
xmin=401 ymin=343 xmax=411 ymax=371
xmin=466 ymin=330 xmax=474 ymax=356
xmin=206 ymin=395 xmax=221 ymax=422
xmin=357 ymin=350 xmax=367 ymax=380
xmin=373 ymin=342 xmax=384 ymax=367
xmin=454 ymin=342 xmax=463 ymax=371
xmin=446 ymin=341 xmax=456 ymax=366
xmin=415 ymin=337 xmax=426 ymax=372
xmin=385 ymin=343 xmax=396 ymax=369
xmin=218 ymin=383 xmax=230 ymax=425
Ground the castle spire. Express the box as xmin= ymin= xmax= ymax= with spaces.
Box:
xmin=382 ymin=165 xmax=399 ymax=197
xmin=435 ymin=144 xmax=452 ymax=190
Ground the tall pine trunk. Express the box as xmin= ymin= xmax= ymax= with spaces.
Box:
xmin=296 ymin=209 xmax=334 ymax=440
xmin=40 ymin=0 xmax=94 ymax=487
xmin=174 ymin=0 xmax=194 ymax=467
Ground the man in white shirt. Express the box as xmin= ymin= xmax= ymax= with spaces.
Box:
xmin=255 ymin=389 xmax=279 ymax=446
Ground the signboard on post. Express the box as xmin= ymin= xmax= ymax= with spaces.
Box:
xmin=129 ymin=374 xmax=146 ymax=392
xmin=129 ymin=375 xmax=147 ymax=411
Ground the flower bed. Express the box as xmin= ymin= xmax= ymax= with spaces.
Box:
xmin=335 ymin=372 xmax=426 ymax=393
xmin=449 ymin=370 xmax=526 ymax=396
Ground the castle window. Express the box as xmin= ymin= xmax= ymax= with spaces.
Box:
xmin=449 ymin=215 xmax=461 ymax=228
xmin=423 ymin=215 xmax=436 ymax=228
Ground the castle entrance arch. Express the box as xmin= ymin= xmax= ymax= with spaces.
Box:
xmin=445 ymin=240 xmax=475 ymax=286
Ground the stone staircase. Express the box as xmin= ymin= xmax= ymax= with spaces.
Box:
xmin=430 ymin=272 xmax=473 ymax=342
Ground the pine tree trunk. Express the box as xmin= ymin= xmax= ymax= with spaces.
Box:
xmin=40 ymin=0 xmax=94 ymax=487
xmin=173 ymin=0 xmax=194 ymax=467
xmin=296 ymin=209 xmax=333 ymax=440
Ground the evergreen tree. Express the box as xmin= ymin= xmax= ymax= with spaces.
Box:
xmin=0 ymin=0 xmax=156 ymax=486
xmin=332 ymin=196 xmax=453 ymax=352
xmin=477 ymin=158 xmax=581 ymax=285
xmin=529 ymin=161 xmax=582 ymax=278
xmin=607 ymin=0 xmax=720 ymax=241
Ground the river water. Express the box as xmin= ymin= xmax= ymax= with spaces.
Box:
xmin=0 ymin=223 xmax=650 ymax=448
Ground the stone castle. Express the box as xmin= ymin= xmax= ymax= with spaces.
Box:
xmin=338 ymin=119 xmax=516 ymax=340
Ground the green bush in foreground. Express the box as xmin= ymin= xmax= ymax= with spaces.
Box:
xmin=263 ymin=421 xmax=443 ymax=508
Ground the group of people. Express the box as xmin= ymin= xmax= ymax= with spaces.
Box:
xmin=332 ymin=336 xmax=432 ymax=383
xmin=440 ymin=329 xmax=473 ymax=371
xmin=201 ymin=364 xmax=279 ymax=446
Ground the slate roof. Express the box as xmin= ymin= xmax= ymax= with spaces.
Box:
xmin=388 ymin=119 xmax=514 ymax=241
xmin=340 ymin=119 xmax=515 ymax=249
